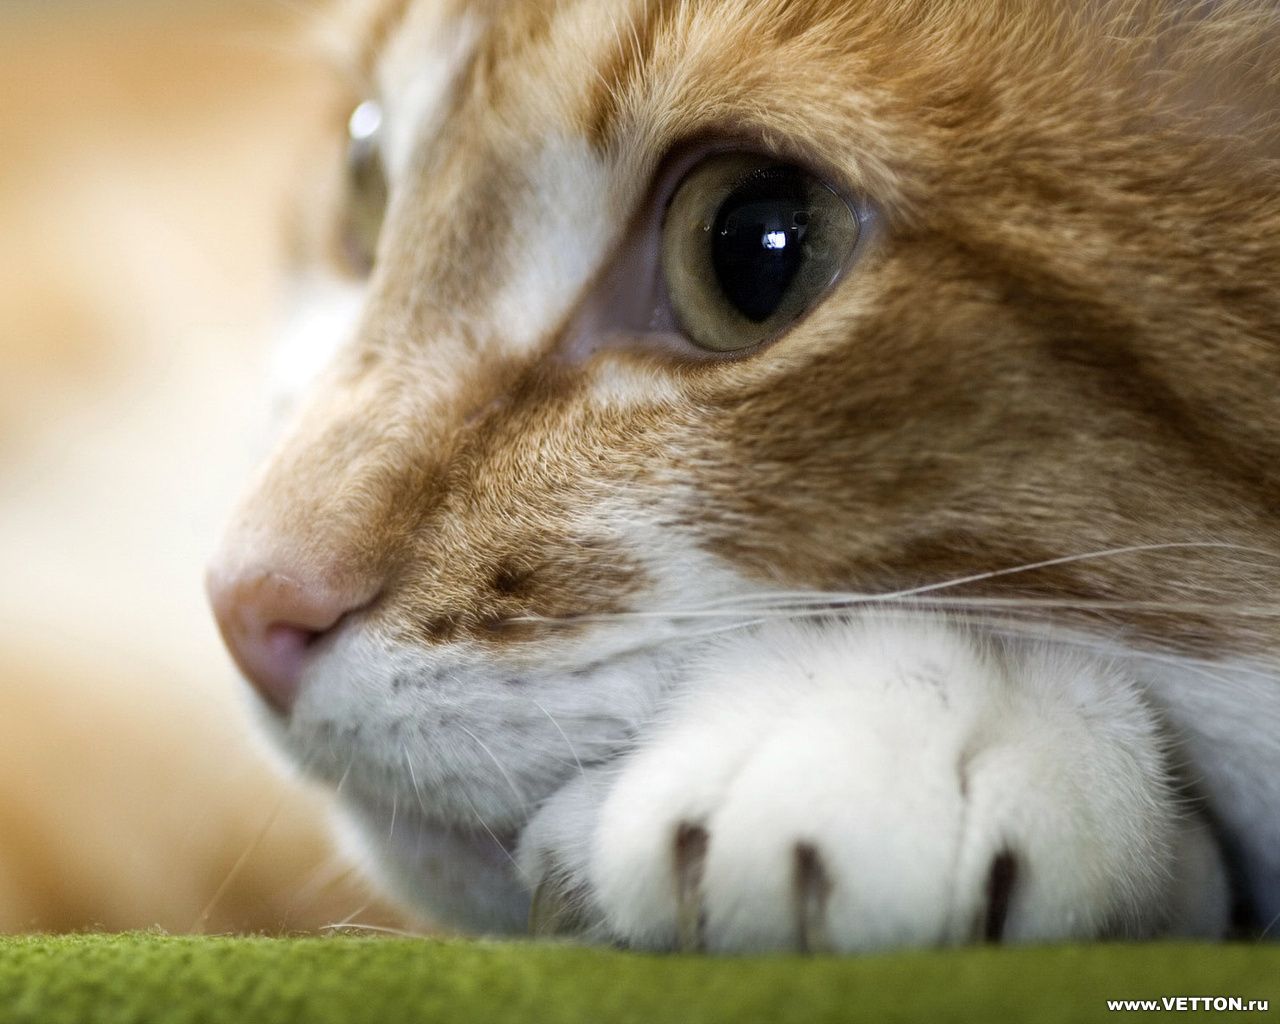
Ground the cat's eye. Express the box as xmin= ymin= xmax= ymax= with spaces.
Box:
xmin=339 ymin=99 xmax=388 ymax=276
xmin=662 ymin=154 xmax=859 ymax=352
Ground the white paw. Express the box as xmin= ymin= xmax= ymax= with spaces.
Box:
xmin=518 ymin=618 xmax=1229 ymax=952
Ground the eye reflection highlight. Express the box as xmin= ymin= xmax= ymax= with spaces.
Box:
xmin=348 ymin=99 xmax=384 ymax=143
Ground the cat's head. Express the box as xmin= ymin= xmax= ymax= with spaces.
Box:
xmin=207 ymin=0 xmax=1280 ymax=931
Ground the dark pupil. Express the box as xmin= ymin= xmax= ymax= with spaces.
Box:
xmin=711 ymin=169 xmax=809 ymax=323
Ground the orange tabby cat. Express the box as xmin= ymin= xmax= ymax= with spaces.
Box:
xmin=211 ymin=0 xmax=1279 ymax=950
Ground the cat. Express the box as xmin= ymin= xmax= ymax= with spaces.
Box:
xmin=208 ymin=0 xmax=1280 ymax=952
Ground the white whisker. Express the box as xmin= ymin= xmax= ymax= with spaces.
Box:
xmin=323 ymin=901 xmax=372 ymax=932
xmin=518 ymin=593 xmax=1280 ymax=628
xmin=527 ymin=697 xmax=586 ymax=779
xmin=456 ymin=789 xmax=523 ymax=874
xmin=514 ymin=542 xmax=1280 ymax=629
xmin=1259 ymin=908 xmax=1280 ymax=941
xmin=321 ymin=921 xmax=426 ymax=938
xmin=457 ymin=723 xmax=528 ymax=811
xmin=403 ymin=745 xmax=429 ymax=817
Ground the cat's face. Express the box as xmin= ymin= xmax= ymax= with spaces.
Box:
xmin=209 ymin=0 xmax=1280 ymax=931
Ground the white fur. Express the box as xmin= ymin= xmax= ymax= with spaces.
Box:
xmin=484 ymin=137 xmax=618 ymax=358
xmin=377 ymin=9 xmax=483 ymax=182
xmin=271 ymin=274 xmax=366 ymax=414
xmin=585 ymin=357 xmax=684 ymax=409
xmin=1141 ymin=659 xmax=1280 ymax=927
xmin=273 ymin=618 xmax=684 ymax=933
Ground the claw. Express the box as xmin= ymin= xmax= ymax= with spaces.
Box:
xmin=983 ymin=849 xmax=1018 ymax=943
xmin=793 ymin=842 xmax=833 ymax=954
xmin=674 ymin=822 xmax=709 ymax=952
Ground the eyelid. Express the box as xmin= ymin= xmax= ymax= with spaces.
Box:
xmin=652 ymin=134 xmax=866 ymax=223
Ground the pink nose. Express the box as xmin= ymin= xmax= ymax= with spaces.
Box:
xmin=206 ymin=568 xmax=366 ymax=713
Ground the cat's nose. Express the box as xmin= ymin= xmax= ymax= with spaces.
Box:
xmin=205 ymin=566 xmax=369 ymax=714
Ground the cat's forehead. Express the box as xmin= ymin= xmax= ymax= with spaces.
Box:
xmin=356 ymin=0 xmax=842 ymax=176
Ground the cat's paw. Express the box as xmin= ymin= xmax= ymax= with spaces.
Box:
xmin=518 ymin=619 xmax=1230 ymax=952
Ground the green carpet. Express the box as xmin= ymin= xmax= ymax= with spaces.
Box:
xmin=0 ymin=935 xmax=1274 ymax=1024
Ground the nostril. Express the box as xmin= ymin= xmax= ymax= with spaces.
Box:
xmin=206 ymin=565 xmax=376 ymax=715
xmin=265 ymin=622 xmax=321 ymax=655
xmin=250 ymin=623 xmax=319 ymax=713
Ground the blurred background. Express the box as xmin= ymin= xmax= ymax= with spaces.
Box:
xmin=0 ymin=0 xmax=400 ymax=933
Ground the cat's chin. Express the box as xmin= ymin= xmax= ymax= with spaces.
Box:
xmin=337 ymin=795 xmax=530 ymax=936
